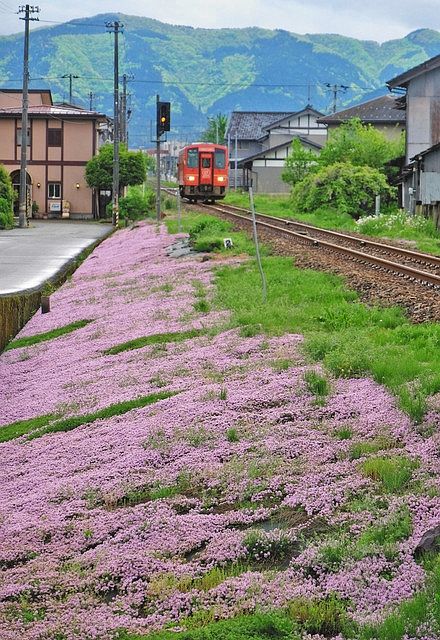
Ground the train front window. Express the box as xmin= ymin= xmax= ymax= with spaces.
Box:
xmin=187 ymin=149 xmax=199 ymax=168
xmin=201 ymin=158 xmax=211 ymax=168
xmin=214 ymin=149 xmax=226 ymax=169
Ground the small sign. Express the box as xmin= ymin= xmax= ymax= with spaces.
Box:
xmin=223 ymin=238 xmax=233 ymax=249
xmin=49 ymin=201 xmax=61 ymax=212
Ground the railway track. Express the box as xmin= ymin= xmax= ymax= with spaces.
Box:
xmin=199 ymin=201 xmax=440 ymax=289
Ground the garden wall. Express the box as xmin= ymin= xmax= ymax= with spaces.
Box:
xmin=0 ymin=289 xmax=41 ymax=352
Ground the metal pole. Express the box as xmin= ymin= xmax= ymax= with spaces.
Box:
xmin=121 ymin=73 xmax=127 ymax=145
xmin=249 ymin=187 xmax=267 ymax=303
xmin=106 ymin=21 xmax=122 ymax=227
xmin=156 ymin=94 xmax=161 ymax=224
xmin=375 ymin=194 xmax=381 ymax=216
xmin=177 ymin=187 xmax=181 ymax=233
xmin=89 ymin=91 xmax=93 ymax=110
xmin=69 ymin=75 xmax=72 ymax=104
xmin=18 ymin=4 xmax=37 ymax=229
xmin=234 ymin=131 xmax=238 ymax=191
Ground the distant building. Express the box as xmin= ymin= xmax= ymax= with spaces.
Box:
xmin=387 ymin=54 xmax=440 ymax=220
xmin=0 ymin=89 xmax=110 ymax=219
xmin=226 ymin=106 xmax=326 ymax=192
xmin=316 ymin=94 xmax=405 ymax=141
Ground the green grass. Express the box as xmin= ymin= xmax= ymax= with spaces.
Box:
xmin=119 ymin=594 xmax=353 ymax=639
xmin=104 ymin=329 xmax=207 ymax=355
xmin=304 ymin=370 xmax=330 ymax=398
xmin=360 ymin=456 xmax=419 ymax=493
xmin=334 ymin=426 xmax=353 ymax=440
xmin=349 ymin=436 xmax=400 ymax=460
xmin=165 ymin=212 xmax=260 ymax=256
xmin=0 ymin=392 xmax=176 ymax=442
xmin=118 ymin=611 xmax=298 ymax=639
xmin=166 ymin=212 xmax=440 ymax=422
xmin=213 ymin=255 xmax=440 ymax=422
xmin=226 ymin=428 xmax=239 ymax=442
xmin=0 ymin=413 xmax=58 ymax=443
xmin=5 ymin=319 xmax=93 ymax=350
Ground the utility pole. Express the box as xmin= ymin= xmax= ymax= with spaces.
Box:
xmin=234 ymin=131 xmax=238 ymax=191
xmin=62 ymin=73 xmax=79 ymax=104
xmin=106 ymin=20 xmax=123 ymax=227
xmin=18 ymin=4 xmax=39 ymax=229
xmin=89 ymin=91 xmax=95 ymax=111
xmin=325 ymin=83 xmax=349 ymax=113
xmin=120 ymin=73 xmax=128 ymax=145
xmin=156 ymin=94 xmax=161 ymax=223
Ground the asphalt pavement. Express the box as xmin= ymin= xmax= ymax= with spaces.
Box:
xmin=0 ymin=220 xmax=112 ymax=295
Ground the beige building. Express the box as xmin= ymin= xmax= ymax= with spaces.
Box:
xmin=0 ymin=89 xmax=110 ymax=219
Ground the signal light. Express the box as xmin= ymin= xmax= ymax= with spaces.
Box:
xmin=157 ymin=101 xmax=171 ymax=136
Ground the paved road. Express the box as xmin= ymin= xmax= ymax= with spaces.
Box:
xmin=0 ymin=220 xmax=112 ymax=295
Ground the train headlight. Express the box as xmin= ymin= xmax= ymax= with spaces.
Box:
xmin=187 ymin=176 xmax=196 ymax=182
xmin=217 ymin=176 xmax=225 ymax=182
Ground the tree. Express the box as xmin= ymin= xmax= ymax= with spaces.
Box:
xmin=291 ymin=162 xmax=396 ymax=218
xmin=0 ymin=165 xmax=14 ymax=229
xmin=85 ymin=144 xmax=147 ymax=192
xmin=282 ymin=138 xmax=319 ymax=187
xmin=318 ymin=118 xmax=405 ymax=171
xmin=202 ymin=113 xmax=228 ymax=143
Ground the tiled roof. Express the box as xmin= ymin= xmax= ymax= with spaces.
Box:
xmin=317 ymin=95 xmax=405 ymax=125
xmin=0 ymin=104 xmax=106 ymax=118
xmin=227 ymin=111 xmax=294 ymax=140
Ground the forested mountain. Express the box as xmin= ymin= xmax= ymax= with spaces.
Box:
xmin=1 ymin=14 xmax=439 ymax=146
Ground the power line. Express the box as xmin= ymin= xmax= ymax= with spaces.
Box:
xmin=28 ymin=75 xmax=379 ymax=92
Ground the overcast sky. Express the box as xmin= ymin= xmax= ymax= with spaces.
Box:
xmin=0 ymin=0 xmax=438 ymax=42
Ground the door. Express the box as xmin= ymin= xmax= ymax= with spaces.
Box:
xmin=199 ymin=153 xmax=213 ymax=185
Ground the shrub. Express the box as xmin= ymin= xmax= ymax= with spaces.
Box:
xmin=0 ymin=165 xmax=14 ymax=229
xmin=291 ymin=163 xmax=396 ymax=218
xmin=0 ymin=196 xmax=14 ymax=229
xmin=119 ymin=186 xmax=155 ymax=220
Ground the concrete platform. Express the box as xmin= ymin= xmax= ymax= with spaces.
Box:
xmin=0 ymin=220 xmax=112 ymax=295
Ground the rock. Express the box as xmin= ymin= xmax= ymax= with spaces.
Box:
xmin=415 ymin=525 xmax=440 ymax=553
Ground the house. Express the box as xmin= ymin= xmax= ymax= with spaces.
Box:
xmin=387 ymin=53 xmax=440 ymax=219
xmin=0 ymin=89 xmax=110 ymax=219
xmin=226 ymin=106 xmax=326 ymax=192
xmin=316 ymin=94 xmax=405 ymax=141
xmin=238 ymin=136 xmax=322 ymax=194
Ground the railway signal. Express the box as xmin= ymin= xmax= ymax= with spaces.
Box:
xmin=157 ymin=101 xmax=171 ymax=136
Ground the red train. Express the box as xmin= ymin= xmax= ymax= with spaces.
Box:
xmin=177 ymin=143 xmax=229 ymax=202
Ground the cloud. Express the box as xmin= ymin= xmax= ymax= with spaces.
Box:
xmin=1 ymin=0 xmax=439 ymax=42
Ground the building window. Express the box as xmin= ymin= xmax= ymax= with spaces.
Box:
xmin=48 ymin=182 xmax=61 ymax=199
xmin=48 ymin=129 xmax=62 ymax=146
xmin=16 ymin=128 xmax=31 ymax=146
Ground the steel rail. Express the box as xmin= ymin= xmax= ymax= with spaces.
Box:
xmin=203 ymin=203 xmax=440 ymax=288
xmin=211 ymin=202 xmax=440 ymax=270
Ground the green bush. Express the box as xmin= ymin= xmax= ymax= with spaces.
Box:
xmin=0 ymin=196 xmax=13 ymax=229
xmin=119 ymin=186 xmax=155 ymax=220
xmin=0 ymin=165 xmax=14 ymax=229
xmin=291 ymin=163 xmax=396 ymax=218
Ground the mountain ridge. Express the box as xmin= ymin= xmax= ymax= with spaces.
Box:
xmin=0 ymin=17 xmax=438 ymax=145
